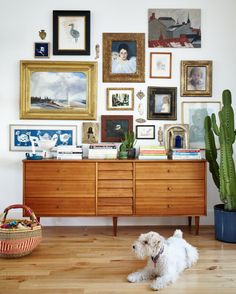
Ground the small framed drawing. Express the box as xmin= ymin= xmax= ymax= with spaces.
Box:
xmin=182 ymin=101 xmax=221 ymax=149
xmin=150 ymin=52 xmax=172 ymax=78
xmin=34 ymin=42 xmax=50 ymax=58
xmin=53 ymin=10 xmax=90 ymax=55
xmin=101 ymin=115 xmax=133 ymax=142
xmin=181 ymin=60 xmax=212 ymax=96
xmin=107 ymin=88 xmax=134 ymax=110
xmin=103 ymin=33 xmax=145 ymax=82
xmin=9 ymin=125 xmax=77 ymax=151
xmin=20 ymin=60 xmax=97 ymax=120
xmin=82 ymin=122 xmax=99 ymax=144
xmin=136 ymin=125 xmax=155 ymax=139
xmin=147 ymin=87 xmax=177 ymax=120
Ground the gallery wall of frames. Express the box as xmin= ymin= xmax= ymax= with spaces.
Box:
xmin=1 ymin=0 xmax=236 ymax=225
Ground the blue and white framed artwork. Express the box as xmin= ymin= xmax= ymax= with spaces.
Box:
xmin=10 ymin=125 xmax=77 ymax=151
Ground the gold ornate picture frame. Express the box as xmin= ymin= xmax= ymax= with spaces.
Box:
xmin=181 ymin=60 xmax=212 ymax=97
xmin=20 ymin=60 xmax=97 ymax=120
xmin=106 ymin=88 xmax=134 ymax=110
xmin=103 ymin=33 xmax=145 ymax=83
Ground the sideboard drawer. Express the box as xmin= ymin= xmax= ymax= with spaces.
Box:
xmin=136 ymin=162 xmax=205 ymax=180
xmin=98 ymin=170 xmax=133 ymax=180
xmin=97 ymin=197 xmax=133 ymax=215
xmin=98 ymin=188 xmax=133 ymax=197
xmin=98 ymin=180 xmax=133 ymax=189
xmin=98 ymin=163 xmax=133 ymax=171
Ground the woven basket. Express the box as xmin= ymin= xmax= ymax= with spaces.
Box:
xmin=0 ymin=204 xmax=42 ymax=258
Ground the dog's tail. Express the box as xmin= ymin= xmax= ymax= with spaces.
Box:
xmin=173 ymin=229 xmax=183 ymax=238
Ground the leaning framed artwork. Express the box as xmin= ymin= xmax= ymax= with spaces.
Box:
xmin=150 ymin=52 xmax=172 ymax=78
xmin=82 ymin=122 xmax=99 ymax=144
xmin=136 ymin=125 xmax=155 ymax=139
xmin=53 ymin=10 xmax=90 ymax=55
xmin=9 ymin=124 xmax=77 ymax=151
xmin=101 ymin=115 xmax=133 ymax=142
xmin=181 ymin=60 xmax=212 ymax=97
xmin=107 ymin=88 xmax=134 ymax=110
xmin=147 ymin=87 xmax=177 ymax=120
xmin=20 ymin=60 xmax=97 ymax=120
xmin=182 ymin=101 xmax=221 ymax=149
xmin=103 ymin=33 xmax=145 ymax=82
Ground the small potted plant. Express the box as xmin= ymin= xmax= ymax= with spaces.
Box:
xmin=204 ymin=89 xmax=236 ymax=243
xmin=118 ymin=142 xmax=128 ymax=159
xmin=123 ymin=131 xmax=136 ymax=159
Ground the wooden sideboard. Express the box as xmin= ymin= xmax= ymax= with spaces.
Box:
xmin=23 ymin=159 xmax=206 ymax=235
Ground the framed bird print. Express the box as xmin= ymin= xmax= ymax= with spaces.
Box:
xmin=53 ymin=10 xmax=90 ymax=55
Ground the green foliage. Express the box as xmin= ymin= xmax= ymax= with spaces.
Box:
xmin=120 ymin=131 xmax=136 ymax=150
xmin=204 ymin=89 xmax=236 ymax=210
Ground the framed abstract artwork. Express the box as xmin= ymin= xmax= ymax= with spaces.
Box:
xmin=20 ymin=60 xmax=97 ymax=120
xmin=9 ymin=125 xmax=77 ymax=151
xmin=101 ymin=115 xmax=133 ymax=142
xmin=103 ymin=33 xmax=145 ymax=82
xmin=106 ymin=88 xmax=134 ymax=110
xmin=53 ymin=10 xmax=90 ymax=55
xmin=181 ymin=60 xmax=212 ymax=97
xmin=147 ymin=87 xmax=177 ymax=120
xmin=150 ymin=52 xmax=172 ymax=78
xmin=182 ymin=101 xmax=221 ymax=149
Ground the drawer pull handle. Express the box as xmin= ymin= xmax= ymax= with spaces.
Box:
xmin=167 ymin=187 xmax=172 ymax=191
xmin=167 ymin=169 xmax=170 ymax=173
xmin=167 ymin=204 xmax=171 ymax=208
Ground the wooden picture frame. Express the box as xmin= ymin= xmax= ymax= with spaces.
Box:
xmin=101 ymin=115 xmax=133 ymax=142
xmin=150 ymin=52 xmax=172 ymax=78
xmin=9 ymin=124 xmax=77 ymax=151
xmin=136 ymin=125 xmax=155 ymax=139
xmin=53 ymin=10 xmax=90 ymax=55
xmin=103 ymin=33 xmax=145 ymax=82
xmin=20 ymin=60 xmax=97 ymax=120
xmin=82 ymin=122 xmax=99 ymax=144
xmin=106 ymin=88 xmax=134 ymax=110
xmin=181 ymin=60 xmax=212 ymax=96
xmin=182 ymin=101 xmax=221 ymax=149
xmin=147 ymin=87 xmax=177 ymax=120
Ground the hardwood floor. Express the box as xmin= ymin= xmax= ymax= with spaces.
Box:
xmin=1 ymin=226 xmax=236 ymax=293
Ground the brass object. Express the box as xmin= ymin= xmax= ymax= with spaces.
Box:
xmin=39 ymin=30 xmax=47 ymax=40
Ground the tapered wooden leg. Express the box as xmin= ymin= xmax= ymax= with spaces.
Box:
xmin=113 ymin=217 xmax=117 ymax=236
xmin=188 ymin=216 xmax=192 ymax=230
xmin=195 ymin=216 xmax=200 ymax=235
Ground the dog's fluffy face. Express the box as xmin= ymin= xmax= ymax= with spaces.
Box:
xmin=132 ymin=231 xmax=164 ymax=259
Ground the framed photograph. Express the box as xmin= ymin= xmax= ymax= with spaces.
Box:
xmin=150 ymin=52 xmax=172 ymax=78
xmin=147 ymin=87 xmax=177 ymax=120
xmin=34 ymin=42 xmax=50 ymax=58
xmin=53 ymin=10 xmax=90 ymax=55
xmin=9 ymin=124 xmax=77 ymax=151
xmin=82 ymin=122 xmax=99 ymax=144
xmin=136 ymin=125 xmax=155 ymax=139
xmin=103 ymin=33 xmax=145 ymax=82
xmin=181 ymin=60 xmax=212 ymax=97
xmin=148 ymin=9 xmax=201 ymax=48
xmin=182 ymin=101 xmax=221 ymax=149
xmin=107 ymin=88 xmax=134 ymax=110
xmin=20 ymin=60 xmax=97 ymax=120
xmin=101 ymin=115 xmax=133 ymax=142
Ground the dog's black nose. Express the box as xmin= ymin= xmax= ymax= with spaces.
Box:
xmin=132 ymin=245 xmax=136 ymax=249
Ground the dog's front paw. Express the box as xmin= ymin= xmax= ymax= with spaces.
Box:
xmin=150 ymin=279 xmax=165 ymax=291
xmin=127 ymin=272 xmax=143 ymax=283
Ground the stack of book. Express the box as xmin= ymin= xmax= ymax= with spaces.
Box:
xmin=57 ymin=145 xmax=83 ymax=160
xmin=138 ymin=145 xmax=168 ymax=160
xmin=170 ymin=148 xmax=202 ymax=160
xmin=88 ymin=144 xmax=117 ymax=159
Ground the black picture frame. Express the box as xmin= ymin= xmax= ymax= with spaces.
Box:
xmin=136 ymin=125 xmax=155 ymax=139
xmin=53 ymin=10 xmax=90 ymax=55
xmin=147 ymin=87 xmax=177 ymax=120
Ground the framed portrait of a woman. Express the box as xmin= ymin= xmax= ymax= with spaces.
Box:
xmin=103 ymin=33 xmax=145 ymax=83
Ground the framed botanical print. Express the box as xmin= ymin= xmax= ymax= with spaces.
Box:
xmin=103 ymin=33 xmax=145 ymax=82
xmin=106 ymin=88 xmax=134 ymax=110
xmin=20 ymin=60 xmax=97 ymax=120
xmin=182 ymin=101 xmax=221 ymax=149
xmin=136 ymin=125 xmax=155 ymax=139
xmin=53 ymin=10 xmax=90 ymax=55
xmin=150 ymin=52 xmax=172 ymax=78
xmin=147 ymin=87 xmax=177 ymax=120
xmin=101 ymin=115 xmax=133 ymax=142
xmin=181 ymin=60 xmax=212 ymax=96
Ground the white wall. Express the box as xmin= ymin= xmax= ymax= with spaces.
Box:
xmin=0 ymin=0 xmax=235 ymax=226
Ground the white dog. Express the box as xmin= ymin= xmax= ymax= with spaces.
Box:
xmin=127 ymin=230 xmax=198 ymax=290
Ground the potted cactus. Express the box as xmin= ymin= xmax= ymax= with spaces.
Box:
xmin=204 ymin=89 xmax=236 ymax=242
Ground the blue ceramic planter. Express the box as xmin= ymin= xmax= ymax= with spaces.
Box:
xmin=214 ymin=204 xmax=236 ymax=243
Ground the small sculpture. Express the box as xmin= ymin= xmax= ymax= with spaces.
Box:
xmin=95 ymin=44 xmax=100 ymax=59
xmin=136 ymin=90 xmax=145 ymax=100
xmin=158 ymin=127 xmax=164 ymax=146
xmin=39 ymin=29 xmax=47 ymax=40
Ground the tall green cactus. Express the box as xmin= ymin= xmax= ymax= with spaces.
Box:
xmin=204 ymin=89 xmax=236 ymax=210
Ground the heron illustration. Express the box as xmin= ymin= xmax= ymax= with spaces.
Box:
xmin=68 ymin=23 xmax=80 ymax=43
